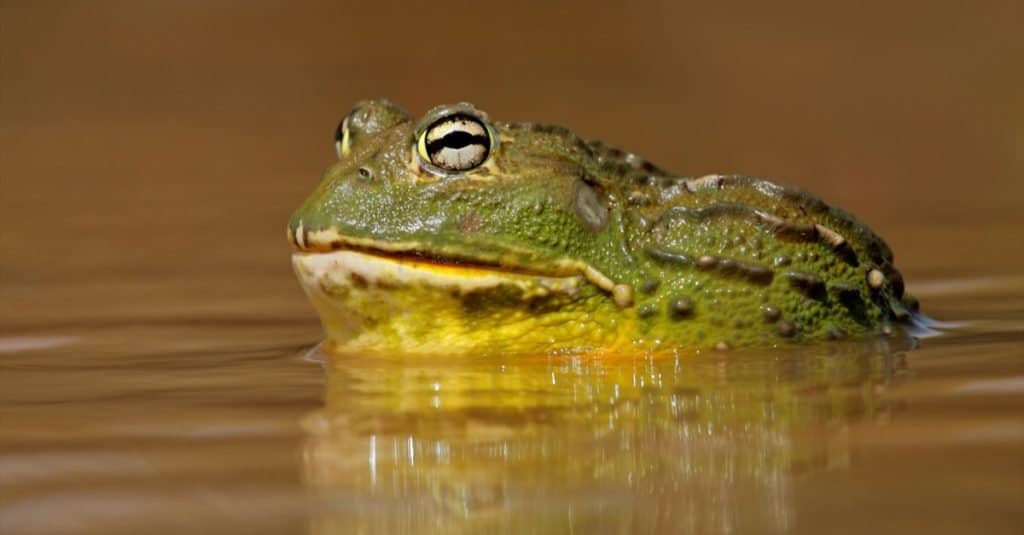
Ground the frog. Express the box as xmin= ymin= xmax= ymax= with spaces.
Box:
xmin=289 ymin=99 xmax=920 ymax=356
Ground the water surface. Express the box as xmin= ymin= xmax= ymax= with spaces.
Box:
xmin=2 ymin=268 xmax=1022 ymax=534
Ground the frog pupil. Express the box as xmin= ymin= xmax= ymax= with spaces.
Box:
xmin=427 ymin=130 xmax=486 ymax=152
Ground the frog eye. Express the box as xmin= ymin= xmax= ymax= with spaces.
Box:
xmin=417 ymin=114 xmax=492 ymax=172
xmin=334 ymin=99 xmax=412 ymax=159
xmin=334 ymin=115 xmax=352 ymax=159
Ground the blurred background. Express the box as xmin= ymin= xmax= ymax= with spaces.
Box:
xmin=1 ymin=2 xmax=1022 ymax=534
xmin=3 ymin=1 xmax=1023 ymax=328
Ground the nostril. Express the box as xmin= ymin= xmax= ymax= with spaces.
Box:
xmin=357 ymin=167 xmax=373 ymax=181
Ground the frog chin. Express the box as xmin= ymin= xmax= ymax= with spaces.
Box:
xmin=290 ymin=249 xmax=609 ymax=355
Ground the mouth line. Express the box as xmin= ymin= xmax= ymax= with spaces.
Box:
xmin=287 ymin=225 xmax=574 ymax=279
xmin=287 ymin=224 xmax=626 ymax=302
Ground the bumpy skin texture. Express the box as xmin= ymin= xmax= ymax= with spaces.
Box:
xmin=289 ymin=99 xmax=918 ymax=355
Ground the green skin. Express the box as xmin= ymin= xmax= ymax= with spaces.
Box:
xmin=289 ymin=99 xmax=918 ymax=355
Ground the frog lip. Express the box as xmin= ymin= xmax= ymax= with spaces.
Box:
xmin=292 ymin=249 xmax=585 ymax=299
xmin=287 ymin=224 xmax=575 ymax=279
xmin=287 ymin=224 xmax=622 ymax=294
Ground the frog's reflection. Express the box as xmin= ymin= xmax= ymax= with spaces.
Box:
xmin=302 ymin=341 xmax=907 ymax=533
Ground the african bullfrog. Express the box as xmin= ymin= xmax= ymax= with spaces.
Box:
xmin=289 ymin=99 xmax=919 ymax=356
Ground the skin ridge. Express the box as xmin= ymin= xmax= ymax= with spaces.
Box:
xmin=612 ymin=170 xmax=909 ymax=344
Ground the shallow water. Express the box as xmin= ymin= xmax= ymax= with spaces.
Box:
xmin=3 ymin=3 xmax=1024 ymax=533
xmin=2 ymin=269 xmax=1022 ymax=534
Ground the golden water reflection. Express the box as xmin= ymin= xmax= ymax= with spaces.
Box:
xmin=301 ymin=340 xmax=911 ymax=533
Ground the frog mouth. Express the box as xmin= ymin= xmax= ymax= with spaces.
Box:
xmin=286 ymin=221 xmax=614 ymax=282
xmin=292 ymin=249 xmax=587 ymax=305
xmin=287 ymin=224 xmax=624 ymax=301
xmin=289 ymin=231 xmax=587 ymax=302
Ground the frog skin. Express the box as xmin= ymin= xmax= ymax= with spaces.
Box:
xmin=289 ymin=99 xmax=919 ymax=356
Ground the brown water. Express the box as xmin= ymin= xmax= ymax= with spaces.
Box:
xmin=2 ymin=3 xmax=1023 ymax=534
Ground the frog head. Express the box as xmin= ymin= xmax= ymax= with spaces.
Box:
xmin=288 ymin=100 xmax=650 ymax=355
xmin=289 ymin=99 xmax=634 ymax=288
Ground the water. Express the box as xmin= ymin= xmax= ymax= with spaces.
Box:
xmin=2 ymin=265 xmax=1022 ymax=534
xmin=3 ymin=3 xmax=1023 ymax=533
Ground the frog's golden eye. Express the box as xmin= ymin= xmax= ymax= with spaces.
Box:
xmin=417 ymin=114 xmax=491 ymax=172
xmin=334 ymin=99 xmax=412 ymax=159
xmin=334 ymin=114 xmax=352 ymax=159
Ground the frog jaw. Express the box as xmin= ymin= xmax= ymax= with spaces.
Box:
xmin=288 ymin=221 xmax=631 ymax=294
xmin=291 ymin=249 xmax=636 ymax=356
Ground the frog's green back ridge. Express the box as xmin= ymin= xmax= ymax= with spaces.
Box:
xmin=289 ymin=99 xmax=919 ymax=355
xmin=609 ymin=173 xmax=912 ymax=347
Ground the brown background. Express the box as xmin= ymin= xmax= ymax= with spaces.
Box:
xmin=2 ymin=1 xmax=1023 ymax=326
